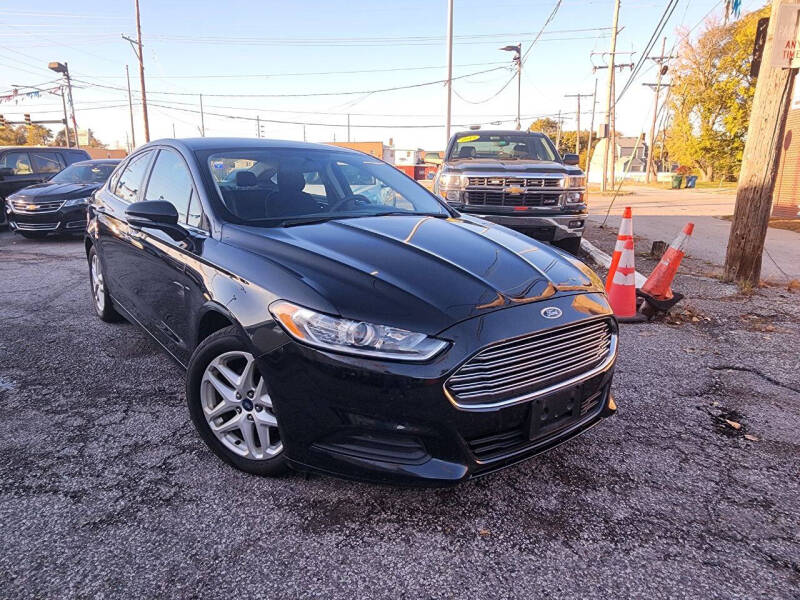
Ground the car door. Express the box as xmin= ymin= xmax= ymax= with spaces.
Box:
xmin=125 ymin=147 xmax=207 ymax=364
xmin=0 ymin=151 xmax=40 ymax=199
xmin=94 ymin=150 xmax=156 ymax=318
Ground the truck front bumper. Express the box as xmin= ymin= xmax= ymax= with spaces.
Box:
xmin=459 ymin=209 xmax=587 ymax=242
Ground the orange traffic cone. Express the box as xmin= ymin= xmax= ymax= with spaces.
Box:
xmin=607 ymin=238 xmax=638 ymax=319
xmin=640 ymin=222 xmax=694 ymax=302
xmin=605 ymin=207 xmax=633 ymax=291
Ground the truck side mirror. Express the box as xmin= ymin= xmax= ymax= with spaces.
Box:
xmin=562 ymin=154 xmax=579 ymax=166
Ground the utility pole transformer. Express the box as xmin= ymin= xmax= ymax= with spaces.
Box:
xmin=724 ymin=0 xmax=798 ymax=285
xmin=601 ymin=0 xmax=621 ymax=192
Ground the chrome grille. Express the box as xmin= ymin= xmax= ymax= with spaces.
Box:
xmin=11 ymin=198 xmax=65 ymax=213
xmin=446 ymin=319 xmax=615 ymax=408
xmin=16 ymin=221 xmax=60 ymax=231
xmin=467 ymin=176 xmax=562 ymax=188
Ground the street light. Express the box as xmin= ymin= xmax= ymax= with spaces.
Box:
xmin=48 ymin=61 xmax=79 ymax=148
xmin=500 ymin=44 xmax=522 ymax=130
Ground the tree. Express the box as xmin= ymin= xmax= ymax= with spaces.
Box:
xmin=528 ymin=117 xmax=559 ymax=139
xmin=25 ymin=124 xmax=53 ymax=146
xmin=52 ymin=127 xmax=105 ymax=148
xmin=665 ymin=5 xmax=769 ymax=181
xmin=529 ymin=119 xmax=595 ymax=165
xmin=0 ymin=125 xmax=26 ymax=146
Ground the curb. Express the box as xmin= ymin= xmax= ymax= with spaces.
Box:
xmin=581 ymin=238 xmax=647 ymax=288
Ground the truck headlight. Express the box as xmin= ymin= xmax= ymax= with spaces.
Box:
xmin=562 ymin=176 xmax=585 ymax=189
xmin=269 ymin=301 xmax=448 ymax=361
xmin=438 ymin=173 xmax=466 ymax=188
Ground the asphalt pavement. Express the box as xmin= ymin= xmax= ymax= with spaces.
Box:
xmin=0 ymin=229 xmax=798 ymax=599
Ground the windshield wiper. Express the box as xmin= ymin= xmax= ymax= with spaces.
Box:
xmin=277 ymin=211 xmax=448 ymax=227
xmin=277 ymin=216 xmax=339 ymax=227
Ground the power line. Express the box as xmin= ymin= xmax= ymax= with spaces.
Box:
xmin=71 ymin=65 xmax=509 ymax=99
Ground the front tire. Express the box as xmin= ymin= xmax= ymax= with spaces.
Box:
xmin=553 ymin=236 xmax=582 ymax=256
xmin=88 ymin=246 xmax=123 ymax=322
xmin=186 ymin=326 xmax=287 ymax=476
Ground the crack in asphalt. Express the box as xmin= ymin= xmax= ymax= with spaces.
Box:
xmin=710 ymin=365 xmax=800 ymax=395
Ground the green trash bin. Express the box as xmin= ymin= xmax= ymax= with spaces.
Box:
xmin=671 ymin=175 xmax=683 ymax=189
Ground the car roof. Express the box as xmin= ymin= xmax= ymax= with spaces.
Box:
xmin=0 ymin=146 xmax=90 ymax=152
xmin=71 ymin=159 xmax=121 ymax=166
xmin=145 ymin=137 xmax=363 ymax=155
xmin=452 ymin=130 xmax=546 ymax=138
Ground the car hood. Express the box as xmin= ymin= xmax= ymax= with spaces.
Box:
xmin=444 ymin=159 xmax=573 ymax=174
xmin=10 ymin=182 xmax=100 ymax=201
xmin=222 ymin=214 xmax=604 ymax=335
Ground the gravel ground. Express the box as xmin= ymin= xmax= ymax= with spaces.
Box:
xmin=0 ymin=228 xmax=798 ymax=600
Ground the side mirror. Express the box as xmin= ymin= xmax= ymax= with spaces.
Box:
xmin=562 ymin=153 xmax=580 ymax=166
xmin=126 ymin=200 xmax=179 ymax=226
xmin=0 ymin=167 xmax=14 ymax=178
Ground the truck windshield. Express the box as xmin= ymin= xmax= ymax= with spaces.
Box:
xmin=448 ymin=133 xmax=557 ymax=161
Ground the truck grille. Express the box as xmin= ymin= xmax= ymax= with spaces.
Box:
xmin=464 ymin=190 xmax=560 ymax=207
xmin=11 ymin=198 xmax=65 ymax=213
xmin=446 ymin=319 xmax=615 ymax=408
xmin=467 ymin=177 xmax=562 ymax=188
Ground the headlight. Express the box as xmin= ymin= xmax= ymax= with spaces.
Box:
xmin=438 ymin=173 xmax=465 ymax=188
xmin=269 ymin=300 xmax=448 ymax=361
xmin=64 ymin=196 xmax=91 ymax=207
xmin=562 ymin=176 xmax=585 ymax=189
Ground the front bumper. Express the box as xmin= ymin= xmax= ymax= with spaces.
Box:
xmin=6 ymin=204 xmax=88 ymax=235
xmin=257 ymin=293 xmax=617 ymax=486
xmin=459 ymin=209 xmax=587 ymax=242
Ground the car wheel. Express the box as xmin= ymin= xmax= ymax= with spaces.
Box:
xmin=88 ymin=246 xmax=123 ymax=322
xmin=553 ymin=237 xmax=582 ymax=256
xmin=186 ymin=326 xmax=287 ymax=476
xmin=20 ymin=232 xmax=48 ymax=239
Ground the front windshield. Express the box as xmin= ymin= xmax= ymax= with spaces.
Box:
xmin=448 ymin=133 xmax=557 ymax=161
xmin=51 ymin=163 xmax=116 ymax=184
xmin=205 ymin=148 xmax=449 ymax=225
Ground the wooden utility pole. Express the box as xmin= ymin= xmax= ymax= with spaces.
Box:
xmin=555 ymin=109 xmax=562 ymax=150
xmin=646 ymin=37 xmax=670 ymax=183
xmin=125 ymin=64 xmax=136 ymax=148
xmin=585 ymin=78 xmax=599 ymax=186
xmin=724 ymin=0 xmax=797 ymax=285
xmin=199 ymin=94 xmax=206 ymax=136
xmin=565 ymin=91 xmax=593 ymax=155
xmin=445 ymin=0 xmax=454 ymax=146
xmin=134 ymin=0 xmax=149 ymax=142
xmin=601 ymin=0 xmax=621 ymax=191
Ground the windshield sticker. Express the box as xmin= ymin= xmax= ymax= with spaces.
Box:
xmin=456 ymin=135 xmax=480 ymax=143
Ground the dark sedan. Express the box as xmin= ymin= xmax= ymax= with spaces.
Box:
xmin=85 ymin=138 xmax=617 ymax=485
xmin=6 ymin=159 xmax=119 ymax=238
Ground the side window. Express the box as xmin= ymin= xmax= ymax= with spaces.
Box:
xmin=114 ymin=151 xmax=153 ymax=203
xmin=31 ymin=152 xmax=65 ymax=174
xmin=144 ymin=149 xmax=194 ymax=223
xmin=186 ymin=190 xmax=203 ymax=229
xmin=0 ymin=152 xmax=33 ymax=175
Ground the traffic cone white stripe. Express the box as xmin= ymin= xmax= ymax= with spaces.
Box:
xmin=612 ymin=269 xmax=636 ymax=286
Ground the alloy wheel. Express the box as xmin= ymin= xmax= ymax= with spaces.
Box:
xmin=90 ymin=253 xmax=105 ymax=312
xmin=200 ymin=351 xmax=282 ymax=460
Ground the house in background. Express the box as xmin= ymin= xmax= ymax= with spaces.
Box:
xmin=587 ymin=135 xmax=652 ymax=183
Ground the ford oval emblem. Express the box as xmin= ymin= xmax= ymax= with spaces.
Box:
xmin=540 ymin=307 xmax=563 ymax=319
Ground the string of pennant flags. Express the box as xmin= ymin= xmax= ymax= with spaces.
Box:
xmin=0 ymin=86 xmax=62 ymax=105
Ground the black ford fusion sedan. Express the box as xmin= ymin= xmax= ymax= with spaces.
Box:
xmin=85 ymin=138 xmax=617 ymax=485
xmin=7 ymin=159 xmax=119 ymax=238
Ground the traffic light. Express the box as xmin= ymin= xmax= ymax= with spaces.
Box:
xmin=0 ymin=114 xmax=5 ymax=127
xmin=24 ymin=113 xmax=31 ymax=126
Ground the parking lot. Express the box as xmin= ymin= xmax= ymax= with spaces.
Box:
xmin=1 ymin=229 xmax=799 ymax=599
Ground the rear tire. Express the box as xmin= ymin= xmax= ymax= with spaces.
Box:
xmin=88 ymin=246 xmax=123 ymax=322
xmin=553 ymin=236 xmax=582 ymax=256
xmin=186 ymin=326 xmax=288 ymax=477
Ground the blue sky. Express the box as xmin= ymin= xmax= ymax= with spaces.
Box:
xmin=0 ymin=0 xmax=764 ymax=151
